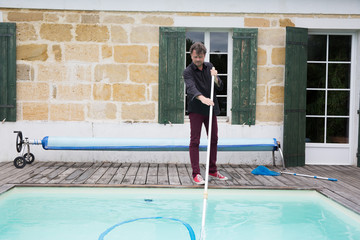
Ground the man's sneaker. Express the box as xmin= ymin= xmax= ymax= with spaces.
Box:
xmin=193 ymin=174 xmax=205 ymax=185
xmin=209 ymin=172 xmax=228 ymax=181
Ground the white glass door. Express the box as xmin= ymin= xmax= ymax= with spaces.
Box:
xmin=306 ymin=33 xmax=355 ymax=165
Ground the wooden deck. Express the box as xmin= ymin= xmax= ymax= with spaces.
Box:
xmin=0 ymin=161 xmax=360 ymax=214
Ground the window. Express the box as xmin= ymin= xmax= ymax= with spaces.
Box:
xmin=158 ymin=27 xmax=258 ymax=125
xmin=306 ymin=34 xmax=352 ymax=144
xmin=185 ymin=30 xmax=229 ymax=117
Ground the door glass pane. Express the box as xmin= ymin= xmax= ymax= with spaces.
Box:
xmin=217 ymin=76 xmax=227 ymax=95
xmin=210 ymin=54 xmax=227 ymax=74
xmin=328 ymin=63 xmax=350 ymax=89
xmin=306 ymin=90 xmax=325 ymax=115
xmin=308 ymin=35 xmax=326 ymax=61
xmin=327 ymin=118 xmax=349 ymax=143
xmin=210 ymin=32 xmax=228 ymax=52
xmin=327 ymin=91 xmax=350 ymax=116
xmin=306 ymin=117 xmax=325 ymax=143
xmin=329 ymin=35 xmax=352 ymax=61
xmin=307 ymin=63 xmax=326 ymax=88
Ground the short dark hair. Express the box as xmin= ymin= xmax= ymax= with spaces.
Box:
xmin=189 ymin=42 xmax=207 ymax=55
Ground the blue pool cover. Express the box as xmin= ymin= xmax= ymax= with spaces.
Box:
xmin=41 ymin=137 xmax=278 ymax=152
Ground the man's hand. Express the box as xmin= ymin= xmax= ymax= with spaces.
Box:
xmin=210 ymin=68 xmax=220 ymax=86
xmin=197 ymin=95 xmax=214 ymax=106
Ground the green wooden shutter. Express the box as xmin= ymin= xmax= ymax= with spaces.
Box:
xmin=158 ymin=27 xmax=185 ymax=124
xmin=232 ymin=28 xmax=258 ymax=125
xmin=283 ymin=27 xmax=308 ymax=167
xmin=0 ymin=23 xmax=16 ymax=122
xmin=358 ymin=108 xmax=360 ymax=167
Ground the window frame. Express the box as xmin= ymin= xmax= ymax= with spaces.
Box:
xmin=184 ymin=28 xmax=233 ymax=122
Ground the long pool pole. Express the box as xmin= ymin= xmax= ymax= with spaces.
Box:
xmin=200 ymin=68 xmax=215 ymax=240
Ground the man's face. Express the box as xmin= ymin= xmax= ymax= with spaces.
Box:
xmin=191 ymin=50 xmax=205 ymax=69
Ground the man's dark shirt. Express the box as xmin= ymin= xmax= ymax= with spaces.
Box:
xmin=183 ymin=62 xmax=223 ymax=116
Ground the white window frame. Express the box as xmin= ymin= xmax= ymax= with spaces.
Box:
xmin=184 ymin=28 xmax=233 ymax=122
xmin=306 ymin=30 xmax=357 ymax=165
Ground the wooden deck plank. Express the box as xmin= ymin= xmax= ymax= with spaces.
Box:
xmin=96 ymin=163 xmax=121 ymax=184
xmin=48 ymin=162 xmax=86 ymax=184
xmin=8 ymin=162 xmax=49 ymax=184
xmin=36 ymin=162 xmax=75 ymax=184
xmin=158 ymin=164 xmax=169 ymax=185
xmin=109 ymin=163 xmax=130 ymax=184
xmin=134 ymin=163 xmax=149 ymax=185
xmin=177 ymin=164 xmax=193 ymax=185
xmin=121 ymin=163 xmax=139 ymax=185
xmin=168 ymin=164 xmax=181 ymax=185
xmin=73 ymin=162 xmax=103 ymax=184
xmin=146 ymin=164 xmax=158 ymax=185
xmin=84 ymin=162 xmax=112 ymax=184
xmin=23 ymin=162 xmax=60 ymax=184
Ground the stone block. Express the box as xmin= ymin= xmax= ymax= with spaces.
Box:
xmin=102 ymin=45 xmax=113 ymax=59
xmin=256 ymin=105 xmax=283 ymax=123
xmin=94 ymin=64 xmax=127 ymax=82
xmin=103 ymin=15 xmax=135 ymax=24
xmin=122 ymin=103 xmax=155 ymax=121
xmin=66 ymin=13 xmax=80 ymax=23
xmin=279 ymin=18 xmax=295 ymax=27
xmin=75 ymin=24 xmax=109 ymax=42
xmin=88 ymin=102 xmax=117 ymax=120
xmin=93 ymin=83 xmax=111 ymax=101
xmin=129 ymin=65 xmax=158 ymax=84
xmin=56 ymin=84 xmax=91 ymax=101
xmin=150 ymin=84 xmax=158 ymax=101
xmin=17 ymin=82 xmax=49 ymax=101
xmin=257 ymin=47 xmax=267 ymax=66
xmin=81 ymin=14 xmax=100 ymax=24
xmin=16 ymin=23 xmax=37 ymax=41
xmin=17 ymin=64 xmax=33 ymax=81
xmin=111 ymin=26 xmax=128 ymax=43
xmin=50 ymin=104 xmax=85 ymax=121
xmin=257 ymin=67 xmax=284 ymax=84
xmin=40 ymin=23 xmax=73 ymax=41
xmin=244 ymin=17 xmax=270 ymax=27
xmin=17 ymin=44 xmax=48 ymax=61
xmin=7 ymin=12 xmax=43 ymax=22
xmin=271 ymin=47 xmax=285 ymax=65
xmin=141 ymin=15 xmax=174 ymax=25
xmin=256 ymin=85 xmax=266 ymax=104
xmin=150 ymin=46 xmax=159 ymax=64
xmin=37 ymin=64 xmax=67 ymax=82
xmin=52 ymin=45 xmax=62 ymax=61
xmin=269 ymin=86 xmax=284 ymax=103
xmin=22 ymin=102 xmax=48 ymax=120
xmin=65 ymin=44 xmax=99 ymax=62
xmin=44 ymin=13 xmax=61 ymax=22
xmin=114 ymin=45 xmax=148 ymax=63
xmin=113 ymin=83 xmax=146 ymax=102
xmin=130 ymin=26 xmax=159 ymax=44
xmin=258 ymin=28 xmax=285 ymax=46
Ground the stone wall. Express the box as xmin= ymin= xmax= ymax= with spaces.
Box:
xmin=1 ymin=9 xmax=352 ymax=124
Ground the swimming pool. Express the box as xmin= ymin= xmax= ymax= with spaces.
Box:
xmin=0 ymin=187 xmax=359 ymax=240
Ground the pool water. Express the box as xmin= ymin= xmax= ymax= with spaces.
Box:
xmin=0 ymin=187 xmax=360 ymax=240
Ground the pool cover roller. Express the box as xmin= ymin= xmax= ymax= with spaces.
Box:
xmin=13 ymin=131 xmax=284 ymax=169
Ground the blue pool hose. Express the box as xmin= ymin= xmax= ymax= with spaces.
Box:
xmin=98 ymin=216 xmax=196 ymax=240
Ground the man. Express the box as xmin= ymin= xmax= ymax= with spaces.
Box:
xmin=183 ymin=42 xmax=228 ymax=185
